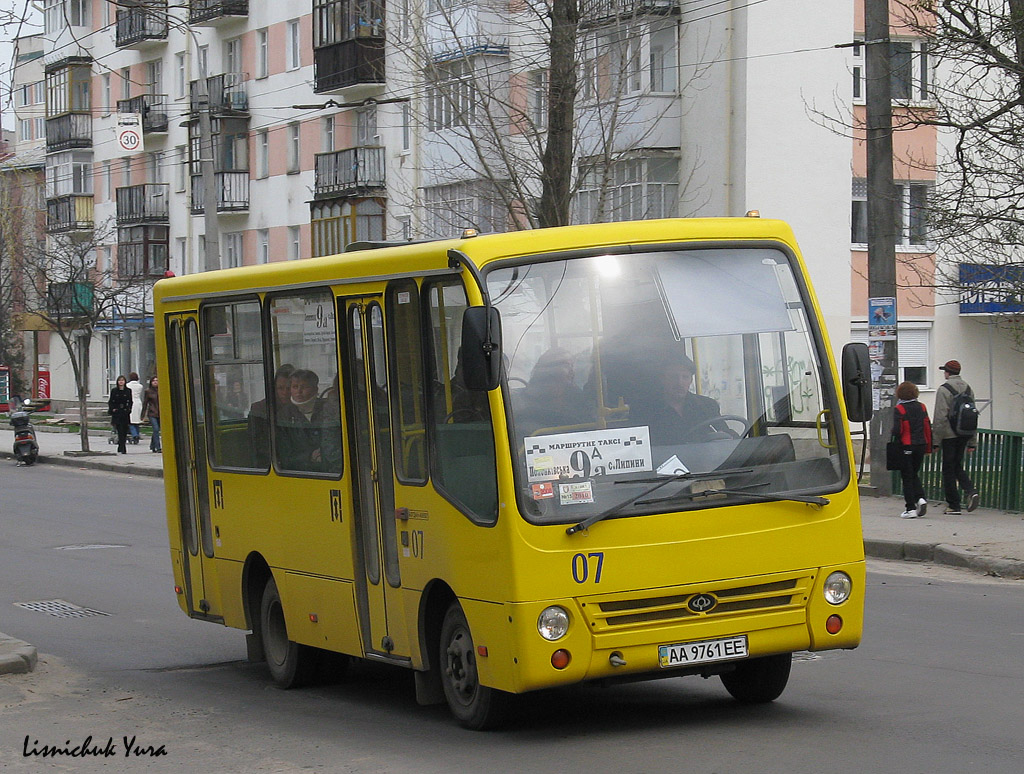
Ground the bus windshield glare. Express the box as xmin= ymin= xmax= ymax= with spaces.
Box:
xmin=488 ymin=247 xmax=846 ymax=524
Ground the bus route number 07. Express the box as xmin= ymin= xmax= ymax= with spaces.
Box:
xmin=571 ymin=552 xmax=604 ymax=584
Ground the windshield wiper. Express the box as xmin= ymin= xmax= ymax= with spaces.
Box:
xmin=638 ymin=484 xmax=829 ymax=507
xmin=565 ymin=468 xmax=755 ymax=535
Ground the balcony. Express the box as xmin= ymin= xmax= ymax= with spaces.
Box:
xmin=116 ymin=184 xmax=169 ymax=225
xmin=189 ymin=0 xmax=247 ymax=25
xmin=189 ymin=73 xmax=249 ymax=115
xmin=47 ymin=282 xmax=94 ymax=318
xmin=581 ymin=0 xmax=679 ymax=26
xmin=116 ymin=94 xmax=169 ymax=134
xmin=314 ymin=39 xmax=385 ymax=94
xmin=190 ymin=172 xmax=250 ymax=213
xmin=45 ymin=113 xmax=91 ymax=151
xmin=115 ymin=5 xmax=168 ymax=47
xmin=118 ymin=226 xmax=169 ymax=278
xmin=314 ymin=146 xmax=385 ymax=198
xmin=47 ymin=194 xmax=94 ymax=232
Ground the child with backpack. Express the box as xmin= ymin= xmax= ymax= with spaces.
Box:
xmin=932 ymin=360 xmax=980 ymax=515
xmin=892 ymin=381 xmax=932 ymax=519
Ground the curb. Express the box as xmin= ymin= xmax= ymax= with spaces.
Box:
xmin=864 ymin=539 xmax=1024 ymax=579
xmin=0 ymin=633 xmax=38 ymax=675
xmin=0 ymin=450 xmax=163 ymax=479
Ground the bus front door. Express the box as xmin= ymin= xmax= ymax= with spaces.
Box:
xmin=167 ymin=315 xmax=220 ymax=620
xmin=342 ymin=299 xmax=409 ymax=660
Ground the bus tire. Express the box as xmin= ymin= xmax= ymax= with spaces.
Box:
xmin=260 ymin=577 xmax=318 ymax=689
xmin=439 ymin=601 xmax=508 ymax=730
xmin=720 ymin=653 xmax=792 ymax=704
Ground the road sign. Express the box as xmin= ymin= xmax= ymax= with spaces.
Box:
xmin=116 ymin=113 xmax=143 ymax=155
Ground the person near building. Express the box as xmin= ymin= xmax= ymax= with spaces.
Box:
xmin=141 ymin=375 xmax=161 ymax=453
xmin=932 ymin=359 xmax=980 ymax=515
xmin=108 ymin=375 xmax=133 ymax=455
xmin=126 ymin=372 xmax=144 ymax=445
xmin=892 ymin=381 xmax=931 ymax=519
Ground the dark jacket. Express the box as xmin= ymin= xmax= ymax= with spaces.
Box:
xmin=932 ymin=374 xmax=976 ymax=446
xmin=893 ymin=400 xmax=931 ymax=450
xmin=142 ymin=386 xmax=160 ymax=420
xmin=108 ymin=386 xmax=133 ymax=419
xmin=630 ymin=392 xmax=723 ymax=445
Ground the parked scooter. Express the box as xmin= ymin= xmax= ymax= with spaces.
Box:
xmin=10 ymin=399 xmax=39 ymax=466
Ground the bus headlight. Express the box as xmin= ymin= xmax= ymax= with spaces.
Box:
xmin=537 ymin=606 xmax=570 ymax=641
xmin=823 ymin=571 xmax=852 ymax=605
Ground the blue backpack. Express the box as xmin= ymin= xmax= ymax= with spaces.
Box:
xmin=942 ymin=383 xmax=979 ymax=436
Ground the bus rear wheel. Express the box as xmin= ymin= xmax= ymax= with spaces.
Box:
xmin=260 ymin=577 xmax=319 ymax=689
xmin=720 ymin=653 xmax=792 ymax=703
xmin=439 ymin=602 xmax=508 ymax=730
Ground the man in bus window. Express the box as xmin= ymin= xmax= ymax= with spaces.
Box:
xmin=629 ymin=353 xmax=723 ymax=445
xmin=248 ymin=363 xmax=294 ymax=467
xmin=277 ymin=369 xmax=328 ymax=471
xmin=514 ymin=348 xmax=594 ymax=437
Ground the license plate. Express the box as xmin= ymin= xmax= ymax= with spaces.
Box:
xmin=658 ymin=635 xmax=748 ymax=668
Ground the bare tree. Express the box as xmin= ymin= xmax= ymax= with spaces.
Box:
xmin=20 ymin=220 xmax=152 ymax=452
xmin=392 ymin=0 xmax=705 ymax=235
xmin=893 ymin=1 xmax=1024 ymax=343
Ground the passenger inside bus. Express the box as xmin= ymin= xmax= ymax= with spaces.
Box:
xmin=248 ymin=363 xmax=294 ymax=467
xmin=628 ymin=353 xmax=724 ymax=445
xmin=513 ymin=348 xmax=595 ymax=436
xmin=277 ymin=368 xmax=330 ymax=472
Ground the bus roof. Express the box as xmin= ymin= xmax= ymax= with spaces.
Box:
xmin=153 ymin=217 xmax=800 ymax=306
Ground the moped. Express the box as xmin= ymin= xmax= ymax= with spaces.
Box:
xmin=10 ymin=398 xmax=39 ymax=465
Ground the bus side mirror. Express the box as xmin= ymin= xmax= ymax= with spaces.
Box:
xmin=461 ymin=306 xmax=502 ymax=392
xmin=841 ymin=342 xmax=872 ymax=423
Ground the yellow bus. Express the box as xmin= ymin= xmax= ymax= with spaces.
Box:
xmin=154 ymin=217 xmax=872 ymax=729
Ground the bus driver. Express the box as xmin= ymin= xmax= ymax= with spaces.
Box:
xmin=629 ymin=353 xmax=723 ymax=445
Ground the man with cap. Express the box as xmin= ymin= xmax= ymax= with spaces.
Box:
xmin=932 ymin=359 xmax=979 ymax=514
xmin=629 ymin=352 xmax=724 ymax=445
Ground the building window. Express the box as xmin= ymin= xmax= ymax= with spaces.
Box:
xmin=892 ymin=40 xmax=930 ymax=102
xmin=529 ymin=70 xmax=548 ymax=131
xmin=852 ymin=42 xmax=864 ymax=103
xmin=102 ymin=73 xmax=111 ymax=114
xmin=175 ymin=53 xmax=186 ymax=99
xmin=311 ymin=199 xmax=385 ymax=256
xmin=401 ymin=103 xmax=411 ymax=152
xmin=224 ymin=37 xmax=242 ymax=76
xmin=288 ymin=123 xmax=301 ymax=172
xmin=18 ymin=119 xmax=31 ymax=142
xmin=34 ymin=117 xmax=45 ymax=140
xmin=322 ymin=115 xmax=335 ymax=152
xmin=423 ymin=181 xmax=506 ymax=238
xmin=257 ymin=130 xmax=270 ymax=178
xmin=257 ymin=29 xmax=269 ymax=79
xmin=223 ymin=232 xmax=244 ymax=268
xmin=649 ymin=25 xmax=677 ymax=93
xmin=258 ymin=229 xmax=270 ymax=264
xmin=175 ymin=146 xmax=187 ymax=191
xmin=575 ymin=156 xmax=679 ymax=224
xmin=356 ymin=105 xmax=377 ymax=146
xmin=851 ymin=178 xmax=867 ymax=245
xmin=46 ymin=151 xmax=93 ymax=197
xmin=286 ymin=20 xmax=301 ymax=71
xmin=426 ymin=58 xmax=479 ymax=131
xmin=288 ymin=226 xmax=301 ymax=260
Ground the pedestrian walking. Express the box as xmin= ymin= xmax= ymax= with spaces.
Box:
xmin=108 ymin=375 xmax=133 ymax=454
xmin=892 ymin=381 xmax=932 ymax=519
xmin=126 ymin=372 xmax=144 ymax=445
xmin=141 ymin=375 xmax=161 ymax=453
xmin=932 ymin=359 xmax=980 ymax=515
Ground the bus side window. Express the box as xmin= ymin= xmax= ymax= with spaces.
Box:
xmin=203 ymin=300 xmax=267 ymax=470
xmin=425 ymin=280 xmax=498 ymax=523
xmin=386 ymin=280 xmax=427 ymax=483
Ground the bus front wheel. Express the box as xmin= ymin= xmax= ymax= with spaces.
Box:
xmin=260 ymin=577 xmax=318 ymax=689
xmin=720 ymin=653 xmax=792 ymax=703
xmin=439 ymin=602 xmax=508 ymax=730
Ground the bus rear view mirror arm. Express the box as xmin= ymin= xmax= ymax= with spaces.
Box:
xmin=449 ymin=248 xmax=502 ymax=392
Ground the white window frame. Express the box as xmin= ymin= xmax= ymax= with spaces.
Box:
xmin=286 ymin=20 xmax=301 ymax=71
xmin=258 ymin=229 xmax=270 ymax=264
xmin=851 ymin=322 xmax=932 ymax=388
xmin=223 ymin=232 xmax=244 ymax=269
xmin=256 ymin=130 xmax=270 ymax=178
xmin=322 ymin=115 xmax=335 ymax=152
xmin=257 ymin=29 xmax=269 ymax=79
xmin=852 ymin=38 xmax=930 ymax=105
xmin=288 ymin=226 xmax=301 ymax=260
xmin=287 ymin=123 xmax=301 ymax=172
xmin=175 ymin=53 xmax=187 ymax=99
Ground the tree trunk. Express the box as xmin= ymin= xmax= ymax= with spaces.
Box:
xmin=538 ymin=0 xmax=579 ymax=228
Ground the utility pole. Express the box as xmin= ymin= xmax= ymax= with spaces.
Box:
xmin=865 ymin=0 xmax=898 ymax=494
xmin=197 ymin=78 xmax=221 ymax=272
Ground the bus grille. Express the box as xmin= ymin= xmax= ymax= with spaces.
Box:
xmin=580 ymin=573 xmax=813 ymax=631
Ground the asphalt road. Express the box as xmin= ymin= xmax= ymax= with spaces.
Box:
xmin=1 ymin=466 xmax=1022 ymax=773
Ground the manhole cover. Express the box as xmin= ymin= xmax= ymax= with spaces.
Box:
xmin=13 ymin=600 xmax=111 ymax=618
xmin=54 ymin=544 xmax=130 ymax=550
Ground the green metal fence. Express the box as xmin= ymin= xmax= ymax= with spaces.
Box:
xmin=892 ymin=428 xmax=1024 ymax=512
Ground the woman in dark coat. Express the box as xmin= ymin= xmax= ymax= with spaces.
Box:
xmin=141 ymin=376 xmax=161 ymax=453
xmin=108 ymin=375 xmax=133 ymax=454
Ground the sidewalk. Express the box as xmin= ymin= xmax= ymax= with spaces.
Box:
xmin=2 ymin=427 xmax=1021 ymax=674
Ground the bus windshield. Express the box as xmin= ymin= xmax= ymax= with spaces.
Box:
xmin=487 ymin=246 xmax=846 ymax=525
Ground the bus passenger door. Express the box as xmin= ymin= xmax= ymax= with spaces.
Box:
xmin=166 ymin=316 xmax=220 ymax=619
xmin=342 ymin=299 xmax=409 ymax=660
